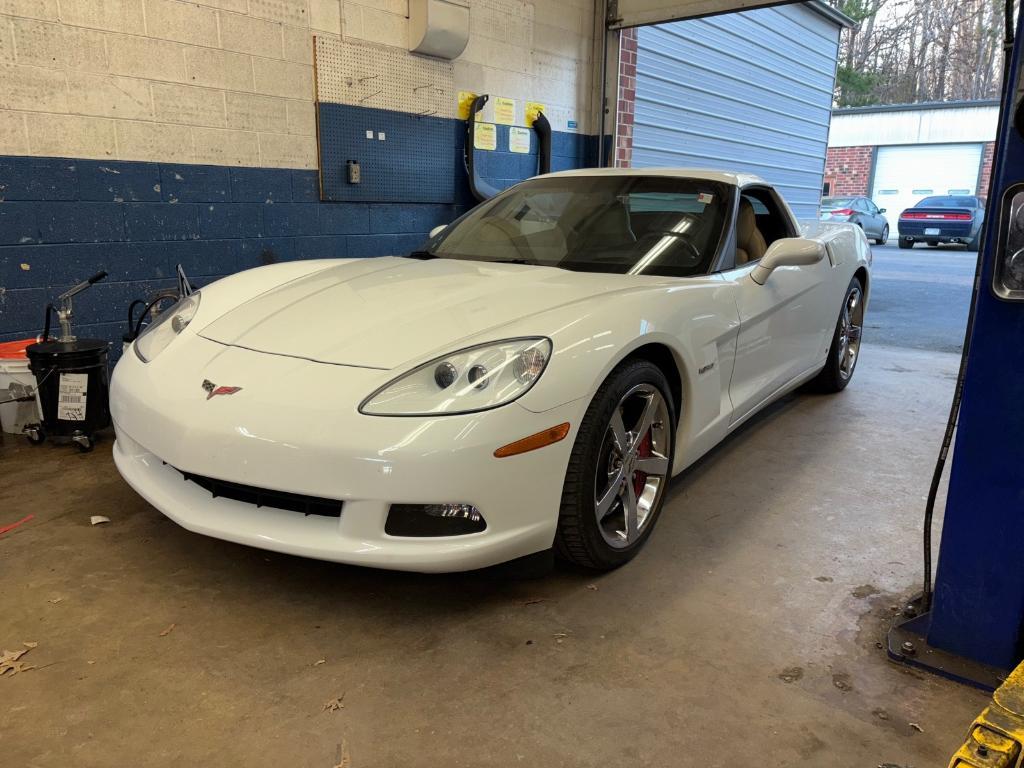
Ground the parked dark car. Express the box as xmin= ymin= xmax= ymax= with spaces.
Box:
xmin=820 ymin=196 xmax=889 ymax=245
xmin=897 ymin=195 xmax=985 ymax=251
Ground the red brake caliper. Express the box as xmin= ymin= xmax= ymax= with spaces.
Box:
xmin=633 ymin=431 xmax=652 ymax=496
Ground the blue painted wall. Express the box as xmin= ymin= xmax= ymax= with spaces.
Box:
xmin=0 ymin=156 xmax=458 ymax=355
xmin=317 ymin=101 xmax=596 ymax=204
xmin=0 ymin=126 xmax=596 ymax=357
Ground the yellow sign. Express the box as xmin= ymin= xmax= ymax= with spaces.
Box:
xmin=474 ymin=122 xmax=497 ymax=151
xmin=509 ymin=126 xmax=530 ymax=154
xmin=458 ymin=91 xmax=480 ymax=121
xmin=525 ymin=101 xmax=546 ymax=127
xmin=494 ymin=96 xmax=515 ymax=125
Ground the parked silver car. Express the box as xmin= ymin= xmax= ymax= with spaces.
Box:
xmin=820 ymin=196 xmax=889 ymax=245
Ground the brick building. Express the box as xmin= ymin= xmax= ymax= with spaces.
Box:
xmin=824 ymin=101 xmax=998 ymax=229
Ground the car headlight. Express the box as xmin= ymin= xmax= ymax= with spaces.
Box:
xmin=134 ymin=293 xmax=201 ymax=363
xmin=360 ymin=337 xmax=552 ymax=416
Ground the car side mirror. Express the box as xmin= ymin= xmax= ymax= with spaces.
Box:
xmin=878 ymin=208 xmax=886 ymax=214
xmin=750 ymin=238 xmax=826 ymax=285
xmin=429 ymin=225 xmax=447 ymax=238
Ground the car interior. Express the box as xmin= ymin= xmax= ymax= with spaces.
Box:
xmin=434 ymin=178 xmax=734 ymax=278
xmin=733 ymin=187 xmax=794 ymax=266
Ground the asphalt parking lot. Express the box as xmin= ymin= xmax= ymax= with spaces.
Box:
xmin=866 ymin=241 xmax=977 ymax=354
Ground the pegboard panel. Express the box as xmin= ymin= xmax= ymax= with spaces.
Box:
xmin=315 ymin=36 xmax=455 ymax=118
xmin=315 ymin=36 xmax=458 ymax=203
xmin=317 ymin=103 xmax=457 ymax=203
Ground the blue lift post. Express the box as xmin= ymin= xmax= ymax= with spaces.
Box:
xmin=887 ymin=4 xmax=1024 ymax=689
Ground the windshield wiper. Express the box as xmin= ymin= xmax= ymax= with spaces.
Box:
xmin=406 ymin=250 xmax=438 ymax=260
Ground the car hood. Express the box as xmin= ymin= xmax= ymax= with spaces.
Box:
xmin=198 ymin=257 xmax=626 ymax=369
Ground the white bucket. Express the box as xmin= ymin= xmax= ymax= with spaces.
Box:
xmin=0 ymin=357 xmax=42 ymax=435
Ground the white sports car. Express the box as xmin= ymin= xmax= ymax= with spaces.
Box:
xmin=111 ymin=169 xmax=871 ymax=572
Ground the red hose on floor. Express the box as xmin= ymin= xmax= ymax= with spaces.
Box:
xmin=0 ymin=514 xmax=34 ymax=536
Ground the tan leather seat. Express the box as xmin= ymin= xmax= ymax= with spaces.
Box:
xmin=735 ymin=198 xmax=768 ymax=265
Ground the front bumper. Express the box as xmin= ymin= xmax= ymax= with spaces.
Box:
xmin=111 ymin=337 xmax=584 ymax=572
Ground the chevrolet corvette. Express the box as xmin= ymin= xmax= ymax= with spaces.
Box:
xmin=111 ymin=169 xmax=871 ymax=572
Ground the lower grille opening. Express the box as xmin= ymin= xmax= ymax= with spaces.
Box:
xmin=385 ymin=504 xmax=486 ymax=536
xmin=174 ymin=468 xmax=343 ymax=518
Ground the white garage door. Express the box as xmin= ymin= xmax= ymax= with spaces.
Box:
xmin=870 ymin=144 xmax=984 ymax=236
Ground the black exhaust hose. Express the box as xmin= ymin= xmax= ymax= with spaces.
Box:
xmin=919 ymin=0 xmax=1015 ymax=614
xmin=465 ymin=94 xmax=501 ymax=202
xmin=533 ymin=111 xmax=551 ymax=176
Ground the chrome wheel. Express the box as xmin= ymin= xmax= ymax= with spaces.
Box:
xmin=594 ymin=384 xmax=672 ymax=548
xmin=838 ymin=282 xmax=864 ymax=380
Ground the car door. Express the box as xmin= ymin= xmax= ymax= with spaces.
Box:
xmin=864 ymin=198 xmax=884 ymax=236
xmin=723 ymin=188 xmax=835 ymax=423
xmin=855 ymin=198 xmax=877 ymax=237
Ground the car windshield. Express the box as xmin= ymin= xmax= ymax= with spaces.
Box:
xmin=822 ymin=197 xmax=856 ymax=208
xmin=917 ymin=196 xmax=977 ymax=208
xmin=421 ymin=176 xmax=732 ymax=278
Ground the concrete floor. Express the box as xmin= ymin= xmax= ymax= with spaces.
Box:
xmin=0 ymin=339 xmax=989 ymax=767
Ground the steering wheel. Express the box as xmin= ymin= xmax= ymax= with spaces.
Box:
xmin=636 ymin=226 xmax=703 ymax=266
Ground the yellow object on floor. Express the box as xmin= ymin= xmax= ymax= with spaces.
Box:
xmin=950 ymin=663 xmax=1024 ymax=767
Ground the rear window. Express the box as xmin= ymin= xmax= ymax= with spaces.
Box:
xmin=916 ymin=196 xmax=977 ymax=208
xmin=822 ymin=197 xmax=855 ymax=208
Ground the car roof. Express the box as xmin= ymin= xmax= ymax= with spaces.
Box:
xmin=541 ymin=167 xmax=763 ymax=187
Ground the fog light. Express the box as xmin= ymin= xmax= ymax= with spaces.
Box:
xmin=385 ymin=503 xmax=486 ymax=536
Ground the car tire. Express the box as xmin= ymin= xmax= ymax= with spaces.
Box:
xmin=926 ymin=240 xmax=939 ymax=247
xmin=809 ymin=276 xmax=865 ymax=394
xmin=875 ymin=226 xmax=888 ymax=246
xmin=554 ymin=359 xmax=676 ymax=571
xmin=966 ymin=236 xmax=980 ymax=252
xmin=898 ymin=238 xmax=913 ymax=250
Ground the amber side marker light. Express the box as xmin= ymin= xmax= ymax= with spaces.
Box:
xmin=494 ymin=423 xmax=571 ymax=458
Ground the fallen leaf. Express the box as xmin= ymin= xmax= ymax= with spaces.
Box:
xmin=586 ymin=584 xmax=598 ymax=591
xmin=159 ymin=623 xmax=176 ymax=637
xmin=322 ymin=694 xmax=345 ymax=712
xmin=90 ymin=516 xmax=110 ymax=526
xmin=521 ymin=598 xmax=546 ymax=606
xmin=1 ymin=643 xmax=37 ymax=677
xmin=552 ymin=632 xmax=569 ymax=639
xmin=909 ymin=722 xmax=924 ymax=733
xmin=47 ymin=597 xmax=65 ymax=604
xmin=313 ymin=659 xmax=326 ymax=667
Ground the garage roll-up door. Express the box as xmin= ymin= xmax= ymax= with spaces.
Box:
xmin=870 ymin=144 xmax=984 ymax=236
xmin=630 ymin=3 xmax=841 ymax=219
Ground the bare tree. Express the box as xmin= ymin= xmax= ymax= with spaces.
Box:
xmin=832 ymin=0 xmax=1008 ymax=107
